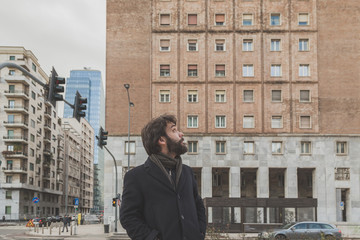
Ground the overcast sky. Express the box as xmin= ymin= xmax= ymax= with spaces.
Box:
xmin=0 ymin=0 xmax=106 ymax=81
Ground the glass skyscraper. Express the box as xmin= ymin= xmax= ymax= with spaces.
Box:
xmin=63 ymin=69 xmax=105 ymax=212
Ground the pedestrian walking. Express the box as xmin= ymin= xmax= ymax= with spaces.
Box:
xmin=62 ymin=215 xmax=69 ymax=232
xmin=120 ymin=114 xmax=207 ymax=240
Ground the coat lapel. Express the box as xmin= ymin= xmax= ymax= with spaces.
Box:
xmin=144 ymin=158 xmax=175 ymax=191
xmin=176 ymin=167 xmax=187 ymax=193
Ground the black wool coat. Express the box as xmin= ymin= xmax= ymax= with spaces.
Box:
xmin=120 ymin=158 xmax=207 ymax=240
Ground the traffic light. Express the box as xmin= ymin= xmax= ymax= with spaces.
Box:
xmin=73 ymin=91 xmax=87 ymax=121
xmin=97 ymin=127 xmax=108 ymax=149
xmin=112 ymin=198 xmax=116 ymax=207
xmin=48 ymin=67 xmax=65 ymax=106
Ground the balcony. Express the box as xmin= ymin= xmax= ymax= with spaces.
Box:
xmin=44 ymin=111 xmax=51 ymax=119
xmin=3 ymin=120 xmax=28 ymax=129
xmin=36 ymin=116 xmax=42 ymax=123
xmin=4 ymin=75 xmax=30 ymax=86
xmin=2 ymin=166 xmax=28 ymax=174
xmin=44 ymin=124 xmax=51 ymax=131
xmin=3 ymin=135 xmax=28 ymax=143
xmin=2 ymin=151 xmax=28 ymax=159
xmin=37 ymin=102 xmax=42 ymax=110
xmin=43 ymin=136 xmax=51 ymax=143
xmin=43 ymin=148 xmax=51 ymax=156
xmin=57 ymin=156 xmax=64 ymax=162
xmin=43 ymin=173 xmax=51 ymax=180
xmin=57 ymin=167 xmax=63 ymax=173
xmin=4 ymin=105 xmax=28 ymax=114
xmin=4 ymin=90 xmax=29 ymax=100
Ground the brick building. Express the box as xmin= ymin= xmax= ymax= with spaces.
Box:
xmin=105 ymin=0 xmax=360 ymax=230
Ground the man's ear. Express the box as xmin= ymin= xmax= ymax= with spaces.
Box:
xmin=158 ymin=136 xmax=166 ymax=146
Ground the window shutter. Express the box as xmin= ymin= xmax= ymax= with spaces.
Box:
xmin=300 ymin=90 xmax=310 ymax=101
xmin=188 ymin=39 xmax=197 ymax=44
xmin=272 ymin=90 xmax=282 ymax=102
xmin=215 ymin=39 xmax=225 ymax=44
xmin=301 ymin=116 xmax=311 ymax=128
xmin=215 ymin=14 xmax=225 ymax=22
xmin=188 ymin=65 xmax=197 ymax=70
xmin=160 ymin=14 xmax=170 ymax=25
xmin=160 ymin=65 xmax=170 ymax=70
xmin=299 ymin=13 xmax=308 ymax=22
xmin=160 ymin=40 xmax=170 ymax=47
xmin=188 ymin=14 xmax=197 ymax=25
xmin=243 ymin=14 xmax=252 ymax=20
xmin=244 ymin=90 xmax=253 ymax=102
xmin=216 ymin=65 xmax=225 ymax=71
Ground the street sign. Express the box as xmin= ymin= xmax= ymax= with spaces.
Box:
xmin=340 ymin=201 xmax=344 ymax=210
xmin=32 ymin=197 xmax=39 ymax=203
xmin=74 ymin=198 xmax=79 ymax=206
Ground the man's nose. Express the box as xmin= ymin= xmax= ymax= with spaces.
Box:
xmin=179 ymin=131 xmax=184 ymax=138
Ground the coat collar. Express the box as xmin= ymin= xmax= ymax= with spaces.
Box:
xmin=144 ymin=157 xmax=187 ymax=192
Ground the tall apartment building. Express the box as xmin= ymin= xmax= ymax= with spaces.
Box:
xmin=0 ymin=47 xmax=64 ymax=219
xmin=105 ymin=0 xmax=360 ymax=229
xmin=63 ymin=70 xmax=105 ymax=213
xmin=61 ymin=118 xmax=94 ymax=215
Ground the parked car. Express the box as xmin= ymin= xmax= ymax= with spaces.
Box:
xmin=55 ymin=215 xmax=63 ymax=222
xmin=83 ymin=214 xmax=100 ymax=224
xmin=32 ymin=217 xmax=47 ymax=227
xmin=258 ymin=221 xmax=342 ymax=240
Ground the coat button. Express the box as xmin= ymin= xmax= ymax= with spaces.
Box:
xmin=181 ymin=215 xmax=184 ymax=220
xmin=178 ymin=194 xmax=181 ymax=199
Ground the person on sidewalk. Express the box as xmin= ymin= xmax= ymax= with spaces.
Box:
xmin=120 ymin=114 xmax=207 ymax=240
xmin=62 ymin=215 xmax=69 ymax=232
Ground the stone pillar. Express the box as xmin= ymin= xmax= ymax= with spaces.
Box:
xmin=202 ymin=167 xmax=212 ymax=198
xmin=230 ymin=167 xmax=240 ymax=197
xmin=257 ymin=167 xmax=269 ymax=198
xmin=285 ymin=167 xmax=298 ymax=198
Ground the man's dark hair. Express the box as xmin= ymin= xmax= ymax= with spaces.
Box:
xmin=141 ymin=114 xmax=177 ymax=155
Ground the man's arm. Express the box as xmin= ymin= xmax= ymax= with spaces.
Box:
xmin=120 ymin=170 xmax=159 ymax=240
xmin=191 ymin=170 xmax=207 ymax=236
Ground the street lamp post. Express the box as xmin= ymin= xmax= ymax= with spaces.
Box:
xmin=124 ymin=84 xmax=134 ymax=172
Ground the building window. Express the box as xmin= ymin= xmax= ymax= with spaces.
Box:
xmin=159 ymin=90 xmax=170 ymax=102
xmin=32 ymin=105 xmax=35 ymax=114
xmin=32 ymin=63 xmax=37 ymax=72
xmin=271 ymin=39 xmax=281 ymax=51
xmin=299 ymin=64 xmax=310 ymax=76
xmin=187 ymin=39 xmax=198 ymax=51
xmin=215 ymin=14 xmax=225 ymax=26
xmin=188 ymin=14 xmax=197 ymax=25
xmin=6 ymin=191 xmax=12 ymax=199
xmin=216 ymin=141 xmax=226 ymax=154
xmin=9 ymin=70 xmax=15 ymax=75
xmin=31 ymin=91 xmax=36 ymax=100
xmin=244 ymin=141 xmax=255 ymax=154
xmin=243 ymin=64 xmax=254 ymax=77
xmin=215 ymin=64 xmax=225 ymax=77
xmin=160 ymin=39 xmax=170 ymax=52
xmin=336 ymin=141 xmax=347 ymax=155
xmin=30 ymin=134 xmax=35 ymax=142
xmin=188 ymin=65 xmax=198 ymax=77
xmin=243 ymin=90 xmax=254 ymax=102
xmin=187 ymin=90 xmax=198 ymax=102
xmin=215 ymin=39 xmax=225 ymax=51
xmin=188 ymin=141 xmax=198 ymax=154
xmin=29 ymin=177 xmax=34 ymax=185
xmin=300 ymin=90 xmax=310 ymax=102
xmin=187 ymin=115 xmax=198 ymax=128
xmin=9 ymin=56 xmax=15 ymax=60
xmin=160 ymin=65 xmax=170 ymax=76
xmin=6 ymin=176 xmax=12 ymax=183
xmin=30 ymin=163 xmax=34 ymax=171
xmin=9 ymin=85 xmax=15 ymax=93
xmin=301 ymin=141 xmax=311 ymax=154
xmin=30 ymin=148 xmax=35 ymax=157
xmin=299 ymin=39 xmax=309 ymax=51
xmin=300 ymin=116 xmax=311 ymax=128
xmin=8 ymin=115 xmax=14 ymax=123
xmin=215 ymin=90 xmax=226 ymax=103
xmin=271 ymin=116 xmax=283 ymax=128
xmin=298 ymin=13 xmax=309 ymax=25
xmin=243 ymin=116 xmax=255 ymax=128
xmin=271 ymin=90 xmax=282 ymax=102
xmin=243 ymin=39 xmax=253 ymax=51
xmin=242 ymin=13 xmax=253 ymax=26
xmin=215 ymin=115 xmax=226 ymax=128
xmin=125 ymin=141 xmax=136 ymax=155
xmin=272 ymin=141 xmax=283 ymax=154
xmin=270 ymin=13 xmax=281 ymax=26
xmin=8 ymin=100 xmax=15 ymax=108
xmin=31 ymin=119 xmax=35 ymax=128
xmin=160 ymin=14 xmax=171 ymax=25
xmin=5 ymin=206 xmax=11 ymax=214
xmin=271 ymin=64 xmax=282 ymax=77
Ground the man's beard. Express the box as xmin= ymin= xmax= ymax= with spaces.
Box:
xmin=165 ymin=135 xmax=188 ymax=156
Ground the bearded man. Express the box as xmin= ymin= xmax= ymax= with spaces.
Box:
xmin=120 ymin=114 xmax=206 ymax=240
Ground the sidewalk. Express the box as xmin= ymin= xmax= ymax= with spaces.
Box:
xmin=27 ymin=222 xmax=128 ymax=239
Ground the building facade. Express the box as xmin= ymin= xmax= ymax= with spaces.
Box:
xmin=105 ymin=0 xmax=360 ymax=230
xmin=0 ymin=47 xmax=64 ymax=219
xmin=63 ymin=69 xmax=105 ymax=213
xmin=61 ymin=118 xmax=95 ymax=215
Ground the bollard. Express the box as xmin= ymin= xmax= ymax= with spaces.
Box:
xmin=70 ymin=225 xmax=73 ymax=235
xmin=42 ymin=225 xmax=44 ymax=234
xmin=50 ymin=225 xmax=52 ymax=235
xmin=37 ymin=225 xmax=39 ymax=233
xmin=59 ymin=224 xmax=61 ymax=235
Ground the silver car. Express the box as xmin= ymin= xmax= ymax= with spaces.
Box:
xmin=258 ymin=221 xmax=342 ymax=240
